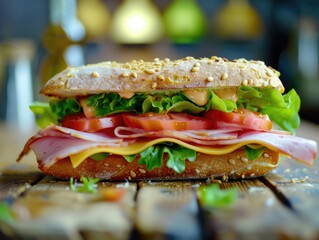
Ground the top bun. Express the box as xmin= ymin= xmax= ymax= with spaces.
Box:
xmin=40 ymin=56 xmax=284 ymax=98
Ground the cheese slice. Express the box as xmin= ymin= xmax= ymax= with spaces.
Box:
xmin=69 ymin=137 xmax=250 ymax=168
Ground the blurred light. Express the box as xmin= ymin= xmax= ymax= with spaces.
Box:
xmin=213 ymin=0 xmax=263 ymax=40
xmin=163 ymin=0 xmax=206 ymax=44
xmin=5 ymin=40 xmax=35 ymax=132
xmin=77 ymin=0 xmax=110 ymax=40
xmin=298 ymin=18 xmax=318 ymax=80
xmin=110 ymin=0 xmax=163 ymax=44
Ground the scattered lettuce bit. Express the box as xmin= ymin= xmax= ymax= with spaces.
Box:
xmin=70 ymin=177 xmax=100 ymax=193
xmin=89 ymin=152 xmax=109 ymax=161
xmin=125 ymin=143 xmax=196 ymax=173
xmin=245 ymin=145 xmax=265 ymax=160
xmin=50 ymin=98 xmax=81 ymax=122
xmin=198 ymin=184 xmax=237 ymax=208
xmin=237 ymin=86 xmax=301 ymax=133
xmin=0 ymin=202 xmax=15 ymax=223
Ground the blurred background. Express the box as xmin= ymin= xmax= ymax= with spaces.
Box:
xmin=0 ymin=0 xmax=319 ymax=132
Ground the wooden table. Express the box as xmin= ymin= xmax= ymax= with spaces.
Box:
xmin=0 ymin=121 xmax=318 ymax=240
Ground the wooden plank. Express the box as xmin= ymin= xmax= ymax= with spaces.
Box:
xmin=4 ymin=177 xmax=137 ymax=240
xmin=264 ymin=155 xmax=319 ymax=238
xmin=200 ymin=179 xmax=318 ymax=239
xmin=136 ymin=181 xmax=202 ymax=239
xmin=0 ymin=165 xmax=43 ymax=201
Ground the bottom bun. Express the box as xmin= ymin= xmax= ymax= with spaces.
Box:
xmin=39 ymin=148 xmax=279 ymax=181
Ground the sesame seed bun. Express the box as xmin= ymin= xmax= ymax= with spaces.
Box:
xmin=40 ymin=56 xmax=284 ymax=98
xmin=38 ymin=148 xmax=279 ymax=181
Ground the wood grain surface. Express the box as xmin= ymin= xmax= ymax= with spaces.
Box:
xmin=0 ymin=121 xmax=318 ymax=240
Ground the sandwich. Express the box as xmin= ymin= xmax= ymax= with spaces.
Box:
xmin=17 ymin=56 xmax=317 ymax=180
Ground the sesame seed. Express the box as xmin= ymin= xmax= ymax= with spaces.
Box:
xmin=154 ymin=57 xmax=160 ymax=62
xmin=194 ymin=62 xmax=200 ymax=67
xmin=91 ymin=71 xmax=100 ymax=78
xmin=209 ymin=177 xmax=222 ymax=184
xmin=121 ymin=73 xmax=129 ymax=77
xmin=263 ymin=153 xmax=270 ymax=158
xmin=167 ymin=77 xmax=173 ymax=83
xmin=191 ymin=67 xmax=199 ymax=72
xmin=263 ymin=81 xmax=269 ymax=87
xmin=242 ymin=79 xmax=248 ymax=86
xmin=241 ymin=174 xmax=246 ymax=179
xmin=229 ymin=170 xmax=235 ymax=175
xmin=207 ymin=77 xmax=214 ymax=82
xmin=266 ymin=69 xmax=273 ymax=77
xmin=248 ymin=79 xmax=253 ymax=85
xmin=222 ymin=175 xmax=229 ymax=181
xmin=221 ymin=73 xmax=228 ymax=80
xmin=246 ymin=166 xmax=252 ymax=170
xmin=164 ymin=58 xmax=170 ymax=62
xmin=128 ymin=176 xmax=132 ymax=181
xmin=116 ymin=164 xmax=122 ymax=168
xmin=138 ymin=168 xmax=146 ymax=174
xmin=145 ymin=69 xmax=155 ymax=74
xmin=195 ymin=169 xmax=200 ymax=174
xmin=211 ymin=56 xmax=219 ymax=61
xmin=130 ymin=170 xmax=136 ymax=178
xmin=250 ymin=173 xmax=255 ymax=177
xmin=241 ymin=157 xmax=248 ymax=163
xmin=157 ymin=75 xmax=165 ymax=81
xmin=131 ymin=72 xmax=137 ymax=78
xmin=228 ymin=159 xmax=236 ymax=165
xmin=151 ymin=82 xmax=157 ymax=89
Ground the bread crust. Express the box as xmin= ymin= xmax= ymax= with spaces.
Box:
xmin=39 ymin=148 xmax=279 ymax=181
xmin=41 ymin=56 xmax=284 ymax=98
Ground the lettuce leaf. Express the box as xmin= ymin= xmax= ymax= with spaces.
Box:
xmin=245 ymin=145 xmax=265 ymax=160
xmin=137 ymin=145 xmax=164 ymax=170
xmin=86 ymin=93 xmax=146 ymax=116
xmin=237 ymin=87 xmax=300 ymax=133
xmin=50 ymin=98 xmax=82 ymax=122
xmin=30 ymin=87 xmax=301 ymax=134
xmin=205 ymin=89 xmax=237 ymax=112
xmin=131 ymin=143 xmax=196 ymax=173
xmin=164 ymin=144 xmax=196 ymax=173
xmin=30 ymin=102 xmax=58 ymax=129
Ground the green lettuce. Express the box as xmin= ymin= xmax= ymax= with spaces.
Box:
xmin=125 ymin=143 xmax=196 ymax=173
xmin=30 ymin=102 xmax=57 ymax=129
xmin=237 ymin=86 xmax=300 ymax=133
xmin=50 ymin=98 xmax=82 ymax=122
xmin=198 ymin=184 xmax=237 ymax=208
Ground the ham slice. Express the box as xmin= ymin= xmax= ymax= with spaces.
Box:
xmin=114 ymin=126 xmax=239 ymax=145
xmin=18 ymin=125 xmax=317 ymax=169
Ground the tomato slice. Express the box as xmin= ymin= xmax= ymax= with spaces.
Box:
xmin=204 ymin=109 xmax=272 ymax=131
xmin=122 ymin=112 xmax=213 ymax=131
xmin=62 ymin=113 xmax=123 ymax=132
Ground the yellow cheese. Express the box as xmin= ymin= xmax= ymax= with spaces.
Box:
xmin=69 ymin=137 xmax=253 ymax=168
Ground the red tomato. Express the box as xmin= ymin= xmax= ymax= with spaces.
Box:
xmin=204 ymin=109 xmax=272 ymax=131
xmin=122 ymin=112 xmax=213 ymax=131
xmin=62 ymin=113 xmax=123 ymax=132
